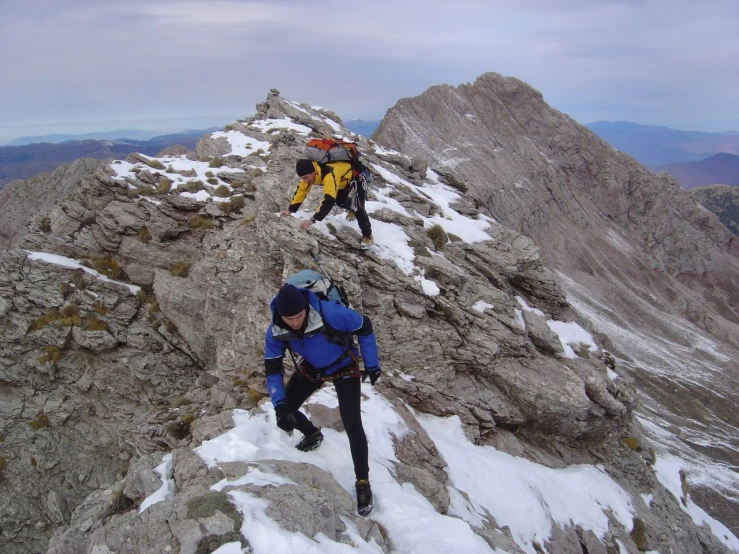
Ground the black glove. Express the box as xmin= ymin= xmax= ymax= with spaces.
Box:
xmin=274 ymin=404 xmax=298 ymax=432
xmin=361 ymin=367 xmax=381 ymax=386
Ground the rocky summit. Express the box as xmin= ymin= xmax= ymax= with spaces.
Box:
xmin=0 ymin=85 xmax=736 ymax=554
xmin=374 ymin=73 xmax=739 ymax=534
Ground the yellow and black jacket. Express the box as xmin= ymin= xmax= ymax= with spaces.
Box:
xmin=288 ymin=161 xmax=354 ymax=221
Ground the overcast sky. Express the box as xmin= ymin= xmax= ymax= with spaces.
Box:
xmin=1 ymin=0 xmax=738 ymax=144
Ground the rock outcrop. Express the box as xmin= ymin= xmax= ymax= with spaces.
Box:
xmin=690 ymin=183 xmax=739 ymax=236
xmin=372 ymin=71 xmax=739 ymax=532
xmin=0 ymin=88 xmax=733 ymax=553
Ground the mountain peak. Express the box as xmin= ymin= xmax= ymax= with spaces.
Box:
xmin=373 ymin=73 xmax=739 ymax=541
xmin=0 ymin=82 xmax=737 ymax=553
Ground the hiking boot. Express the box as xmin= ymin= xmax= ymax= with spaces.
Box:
xmin=359 ymin=235 xmax=373 ymax=250
xmin=355 ymin=479 xmax=374 ymax=516
xmin=296 ymin=429 xmax=323 ymax=452
xmin=346 ymin=210 xmax=356 ymax=222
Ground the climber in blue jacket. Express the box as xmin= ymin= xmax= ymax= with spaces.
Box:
xmin=264 ymin=283 xmax=380 ymax=516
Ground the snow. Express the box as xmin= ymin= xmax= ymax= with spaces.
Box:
xmin=516 ymin=296 xmax=544 ymax=316
xmin=211 ymin=130 xmax=270 ymax=155
xmin=472 ymin=300 xmax=495 ymax=313
xmin=94 ymin=118 xmax=739 ymax=553
xmin=438 ymin=150 xmax=470 ymax=169
xmin=176 ymin=387 xmax=648 ymax=554
xmin=364 ymin=185 xmax=412 ymax=217
xmin=180 ymin=190 xmax=212 ymax=202
xmin=371 ymin=143 xmax=404 ymax=158
xmin=249 ymin=117 xmax=312 ymax=134
xmin=418 ymin=414 xmax=635 ymax=553
xmin=25 ymin=251 xmax=140 ymax=294
xmin=107 ymin=144 xmax=258 ymax=210
xmin=546 ymin=320 xmax=599 ymax=358
xmin=139 ymin=454 xmax=174 ymax=513
xmin=366 ymin=166 xmax=493 ymax=244
xmin=110 ymin=159 xmax=135 ymax=177
xmin=558 ymin=269 xmax=739 ymax=516
xmin=294 ymin=210 xmax=418 ymax=276
xmin=212 ymin=467 xmax=297 ymax=491
xmin=516 ymin=295 xmax=599 ymax=358
xmin=316 ymin=114 xmax=343 ymax=133
xmin=211 ymin=543 xmax=243 ymax=554
xmin=369 ymin=163 xmax=413 ymax=188
xmin=653 ymin=455 xmax=739 ymax=551
xmin=514 ymin=308 xmax=526 ymax=329
xmin=415 ymin=274 xmax=440 ymax=297
xmin=285 ymin=100 xmax=311 ymax=115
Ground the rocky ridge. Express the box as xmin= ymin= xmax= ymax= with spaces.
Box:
xmin=372 ymin=72 xmax=739 ymax=533
xmin=689 ymin=183 xmax=739 ymax=235
xmin=0 ymin=90 xmax=732 ymax=553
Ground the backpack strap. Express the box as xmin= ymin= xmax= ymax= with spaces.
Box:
xmin=316 ymin=301 xmax=354 ymax=350
xmin=318 ymin=162 xmax=333 ymax=180
xmin=322 ymin=161 xmax=353 ymax=184
xmin=281 ymin=301 xmax=353 ymax=362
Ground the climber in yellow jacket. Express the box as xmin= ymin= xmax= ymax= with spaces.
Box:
xmin=280 ymin=159 xmax=374 ymax=250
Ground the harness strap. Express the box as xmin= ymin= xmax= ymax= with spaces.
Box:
xmin=281 ymin=301 xmax=355 ymax=380
xmin=296 ymin=351 xmax=361 ymax=383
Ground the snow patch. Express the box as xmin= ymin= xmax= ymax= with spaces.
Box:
xmin=139 ymin=454 xmax=174 ymax=513
xmin=25 ymin=251 xmax=140 ymax=294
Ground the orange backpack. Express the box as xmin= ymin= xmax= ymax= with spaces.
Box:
xmin=304 ymin=138 xmax=360 ymax=163
xmin=304 ymin=138 xmax=372 ymax=190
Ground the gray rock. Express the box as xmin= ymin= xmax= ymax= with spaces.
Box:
xmin=157 ymin=144 xmax=189 ymax=157
xmin=0 ymin=158 xmax=108 ymax=250
xmin=394 ymin=464 xmax=450 ymax=513
xmin=122 ymin=453 xmax=167 ymax=504
xmin=522 ymin=309 xmax=564 ymax=355
xmin=373 ymin=71 xmax=739 ymax=534
xmin=0 ymin=85 xmax=733 ymax=554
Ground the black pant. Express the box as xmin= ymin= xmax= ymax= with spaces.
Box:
xmin=284 ymin=369 xmax=369 ymax=480
xmin=336 ymin=183 xmax=372 ymax=239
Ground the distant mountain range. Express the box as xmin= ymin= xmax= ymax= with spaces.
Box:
xmin=649 ymin=153 xmax=739 ymax=189
xmin=585 ymin=121 xmax=739 ymax=165
xmin=344 ymin=119 xmax=380 ymax=137
xmin=5 ymin=128 xmax=215 ymax=146
xmin=6 ymin=120 xmax=738 ymax=192
xmin=0 ymin=129 xmax=217 ymax=188
xmin=0 ymin=122 xmax=382 ymax=190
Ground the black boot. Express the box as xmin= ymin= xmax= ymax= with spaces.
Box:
xmin=355 ymin=479 xmax=374 ymax=516
xmin=296 ymin=428 xmax=323 ymax=452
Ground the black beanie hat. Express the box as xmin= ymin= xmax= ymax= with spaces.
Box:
xmin=276 ymin=284 xmax=307 ymax=317
xmin=295 ymin=159 xmax=314 ymax=177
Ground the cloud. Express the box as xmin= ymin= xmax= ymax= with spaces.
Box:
xmin=1 ymin=0 xmax=738 ymax=142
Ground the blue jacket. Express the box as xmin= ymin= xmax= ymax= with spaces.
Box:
xmin=264 ymin=288 xmax=380 ymax=407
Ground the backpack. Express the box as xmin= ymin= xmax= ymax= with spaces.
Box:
xmin=283 ymin=269 xmax=354 ymax=352
xmin=304 ymin=138 xmax=360 ymax=164
xmin=285 ymin=269 xmax=349 ymax=307
xmin=304 ymin=138 xmax=372 ymax=192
